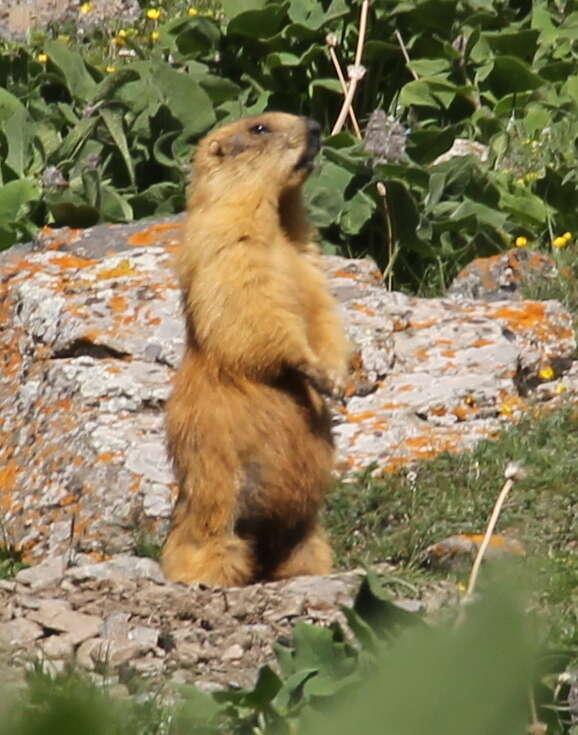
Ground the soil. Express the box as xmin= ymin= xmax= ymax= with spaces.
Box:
xmin=0 ymin=0 xmax=141 ymax=40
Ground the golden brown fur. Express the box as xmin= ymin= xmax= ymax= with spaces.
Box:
xmin=162 ymin=112 xmax=350 ymax=586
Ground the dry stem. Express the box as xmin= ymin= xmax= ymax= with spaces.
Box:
xmin=331 ymin=0 xmax=370 ymax=136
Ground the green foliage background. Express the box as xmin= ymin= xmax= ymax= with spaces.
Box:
xmin=2 ymin=0 xmax=578 ymax=290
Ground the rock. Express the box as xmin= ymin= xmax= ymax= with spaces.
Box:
xmin=1 ymin=217 xmax=576 ymax=560
xmin=27 ymin=603 xmax=101 ymax=644
xmin=448 ymin=248 xmax=556 ymax=301
xmin=0 ymin=618 xmax=43 ymax=646
xmin=76 ymin=638 xmax=100 ymax=670
xmin=91 ymin=640 xmax=145 ymax=668
xmin=39 ymin=633 xmax=76 ymax=660
xmin=15 ymin=557 xmax=66 ymax=590
xmin=66 ymin=556 xmax=164 ymax=583
xmin=222 ymin=644 xmax=244 ymax=662
xmin=424 ymin=533 xmax=526 ymax=571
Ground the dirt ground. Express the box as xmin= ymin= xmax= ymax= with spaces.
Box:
xmin=0 ymin=0 xmax=140 ymax=39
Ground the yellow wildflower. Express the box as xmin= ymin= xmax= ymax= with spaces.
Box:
xmin=79 ymin=1 xmax=93 ymax=13
xmin=105 ymin=65 xmax=117 ymax=73
xmin=188 ymin=7 xmax=199 ymax=15
xmin=146 ymin=8 xmax=161 ymax=19
xmin=514 ymin=236 xmax=528 ymax=248
xmin=151 ymin=30 xmax=160 ymax=40
xmin=117 ymin=29 xmax=128 ymax=37
xmin=37 ymin=53 xmax=48 ymax=63
xmin=539 ymin=366 xmax=555 ymax=381
xmin=562 ymin=232 xmax=572 ymax=242
xmin=555 ymin=384 xmax=567 ymax=394
xmin=500 ymin=403 xmax=514 ymax=416
xmin=552 ymin=236 xmax=568 ymax=248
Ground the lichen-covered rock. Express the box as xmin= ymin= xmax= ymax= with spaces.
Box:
xmin=0 ymin=217 xmax=576 ymax=560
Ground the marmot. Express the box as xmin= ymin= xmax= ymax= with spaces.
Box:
xmin=162 ymin=112 xmax=350 ymax=586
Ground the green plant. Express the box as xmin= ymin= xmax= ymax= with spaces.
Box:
xmin=4 ymin=1 xmax=578 ymax=292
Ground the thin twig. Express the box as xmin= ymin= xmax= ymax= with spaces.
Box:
xmin=328 ymin=42 xmax=362 ymax=139
xmin=394 ymin=29 xmax=418 ymax=81
xmin=463 ymin=462 xmax=525 ymax=604
xmin=377 ymin=181 xmax=396 ymax=290
xmin=331 ymin=0 xmax=370 ymax=136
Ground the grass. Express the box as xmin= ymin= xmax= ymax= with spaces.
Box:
xmin=324 ymin=405 xmax=578 ymax=650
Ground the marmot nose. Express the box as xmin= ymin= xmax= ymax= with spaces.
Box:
xmin=306 ymin=118 xmax=321 ymax=139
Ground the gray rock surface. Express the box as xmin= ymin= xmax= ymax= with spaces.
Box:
xmin=0 ymin=216 xmax=576 ymax=561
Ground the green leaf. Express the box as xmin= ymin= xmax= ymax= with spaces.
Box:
xmin=221 ymin=0 xmax=267 ymax=17
xmin=450 ymin=197 xmax=507 ymax=229
xmin=499 ymin=188 xmax=549 ymax=227
xmin=487 ymin=56 xmax=545 ymax=96
xmin=3 ymin=108 xmax=30 ymax=177
xmin=0 ymin=180 xmax=39 ymax=224
xmin=340 ymin=190 xmax=376 ymax=235
xmin=0 ymin=88 xmax=27 ymax=122
xmin=44 ymin=41 xmax=96 ymax=102
xmin=288 ymin=0 xmax=349 ymax=30
xmin=406 ymin=127 xmax=455 ymax=166
xmin=227 ymin=4 xmax=287 ymax=38
xmin=151 ymin=64 xmax=215 ymax=136
xmin=99 ymin=107 xmax=135 ymax=186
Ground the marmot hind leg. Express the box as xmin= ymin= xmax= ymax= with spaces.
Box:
xmin=269 ymin=523 xmax=333 ymax=580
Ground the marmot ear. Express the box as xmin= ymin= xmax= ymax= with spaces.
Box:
xmin=208 ymin=140 xmax=224 ymax=157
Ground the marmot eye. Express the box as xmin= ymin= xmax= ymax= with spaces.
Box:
xmin=249 ymin=123 xmax=270 ymax=135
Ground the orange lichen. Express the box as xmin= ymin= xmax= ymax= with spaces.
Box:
xmin=351 ymin=302 xmax=376 ymax=316
xmin=471 ymin=338 xmax=494 ymax=348
xmin=98 ymin=259 xmax=136 ymax=279
xmin=347 ymin=410 xmax=377 ymax=423
xmin=51 ymin=254 xmax=97 ymax=269
xmin=109 ymin=295 xmax=128 ymax=312
xmin=127 ymin=221 xmax=182 ymax=247
xmin=0 ymin=461 xmax=19 ymax=492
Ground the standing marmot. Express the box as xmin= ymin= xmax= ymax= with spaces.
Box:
xmin=162 ymin=112 xmax=350 ymax=586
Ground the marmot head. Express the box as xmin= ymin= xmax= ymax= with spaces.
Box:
xmin=193 ymin=112 xmax=322 ymax=194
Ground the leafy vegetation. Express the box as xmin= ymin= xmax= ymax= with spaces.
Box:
xmin=3 ymin=575 xmax=574 ymax=735
xmin=3 ymin=0 xmax=578 ymax=291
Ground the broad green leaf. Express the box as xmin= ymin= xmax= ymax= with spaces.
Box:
xmin=288 ymin=0 xmax=349 ymax=30
xmin=151 ymin=64 xmax=215 ymax=136
xmin=487 ymin=56 xmax=545 ymax=96
xmin=99 ymin=185 xmax=133 ymax=222
xmin=99 ymin=107 xmax=135 ymax=186
xmin=482 ymin=29 xmax=539 ymax=59
xmin=4 ymin=108 xmax=30 ymax=177
xmin=406 ymin=126 xmax=455 ymax=165
xmin=0 ymin=180 xmax=39 ymax=224
xmin=227 ymin=4 xmax=287 ymax=38
xmin=408 ymin=58 xmax=450 ymax=77
xmin=44 ymin=41 xmax=96 ymax=102
xmin=51 ymin=117 xmax=98 ymax=162
xmin=221 ymin=0 xmax=267 ymax=17
xmin=500 ymin=188 xmax=549 ymax=226
xmin=340 ymin=190 xmax=376 ymax=235
xmin=0 ymin=88 xmax=27 ymax=122
xmin=451 ymin=197 xmax=507 ymax=229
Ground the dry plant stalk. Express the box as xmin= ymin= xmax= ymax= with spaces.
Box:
xmin=394 ymin=29 xmax=419 ymax=81
xmin=331 ymin=0 xmax=369 ymax=136
xmin=327 ymin=35 xmax=362 ymax=139
xmin=462 ymin=461 xmax=525 ymax=603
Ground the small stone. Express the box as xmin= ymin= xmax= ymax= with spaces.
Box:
xmin=76 ymin=638 xmax=100 ymax=670
xmin=100 ymin=611 xmax=131 ymax=641
xmin=40 ymin=633 xmax=75 ymax=659
xmin=0 ymin=580 xmax=16 ymax=592
xmin=128 ymin=625 xmax=159 ymax=648
xmin=222 ymin=644 xmax=243 ymax=661
xmin=174 ymin=641 xmax=202 ymax=665
xmin=28 ymin=602 xmax=100 ymax=644
xmin=0 ymin=618 xmax=43 ymax=646
xmin=15 ymin=556 xmax=66 ymax=590
xmin=91 ymin=640 xmax=144 ymax=668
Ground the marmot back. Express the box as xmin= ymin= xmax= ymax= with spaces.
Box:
xmin=162 ymin=112 xmax=350 ymax=586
